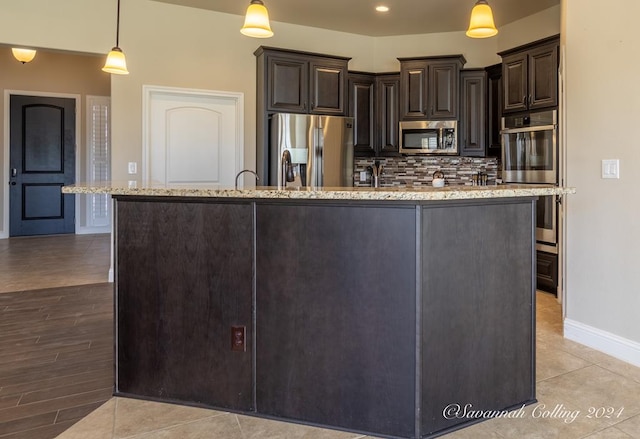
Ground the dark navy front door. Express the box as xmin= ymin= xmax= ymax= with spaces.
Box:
xmin=9 ymin=95 xmax=76 ymax=236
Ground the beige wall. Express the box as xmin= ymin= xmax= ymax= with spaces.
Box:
xmin=0 ymin=47 xmax=110 ymax=235
xmin=564 ymin=0 xmax=640 ymax=344
xmin=497 ymin=5 xmax=561 ymax=52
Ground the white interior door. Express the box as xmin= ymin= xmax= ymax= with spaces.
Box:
xmin=143 ymin=86 xmax=243 ymax=187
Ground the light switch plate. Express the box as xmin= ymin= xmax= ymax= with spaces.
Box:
xmin=602 ymin=159 xmax=620 ymax=179
xmin=128 ymin=162 xmax=137 ymax=175
xmin=360 ymin=171 xmax=367 ymax=181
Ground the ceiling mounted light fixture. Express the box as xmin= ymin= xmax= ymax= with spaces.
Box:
xmin=376 ymin=5 xmax=390 ymax=12
xmin=466 ymin=0 xmax=498 ymax=38
xmin=11 ymin=48 xmax=37 ymax=64
xmin=241 ymin=0 xmax=274 ymax=38
xmin=102 ymin=0 xmax=129 ymax=75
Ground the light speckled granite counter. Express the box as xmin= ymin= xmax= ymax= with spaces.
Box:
xmin=62 ymin=181 xmax=574 ymax=201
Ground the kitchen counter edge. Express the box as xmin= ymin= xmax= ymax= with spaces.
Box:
xmin=62 ymin=183 xmax=575 ymax=201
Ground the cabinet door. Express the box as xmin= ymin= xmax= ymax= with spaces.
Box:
xmin=400 ymin=61 xmax=428 ymax=120
xmin=377 ymin=74 xmax=400 ymax=155
xmin=267 ymin=56 xmax=308 ymax=113
xmin=310 ymin=59 xmax=347 ymax=115
xmin=502 ymin=53 xmax=528 ymax=113
xmin=429 ymin=61 xmax=459 ymax=119
xmin=528 ymin=43 xmax=558 ymax=110
xmin=536 ymin=250 xmax=558 ymax=295
xmin=486 ymin=64 xmax=502 ymax=157
xmin=348 ymin=73 xmax=376 ymax=155
xmin=116 ymin=200 xmax=254 ymax=411
xmin=459 ymin=70 xmax=487 ymax=157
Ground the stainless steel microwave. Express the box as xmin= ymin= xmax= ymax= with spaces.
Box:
xmin=399 ymin=120 xmax=458 ymax=155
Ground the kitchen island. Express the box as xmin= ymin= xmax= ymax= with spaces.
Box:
xmin=63 ymin=183 xmax=573 ymax=439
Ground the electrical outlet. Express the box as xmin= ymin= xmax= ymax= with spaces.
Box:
xmin=128 ymin=162 xmax=137 ymax=175
xmin=360 ymin=171 xmax=367 ymax=181
xmin=231 ymin=326 xmax=246 ymax=352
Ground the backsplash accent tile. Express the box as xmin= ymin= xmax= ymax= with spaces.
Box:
xmin=354 ymin=156 xmax=499 ymax=188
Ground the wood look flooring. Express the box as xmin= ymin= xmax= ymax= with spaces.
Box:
xmin=0 ymin=234 xmax=113 ymax=439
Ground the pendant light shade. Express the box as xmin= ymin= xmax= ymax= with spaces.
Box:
xmin=12 ymin=48 xmax=37 ymax=64
xmin=102 ymin=0 xmax=129 ymax=74
xmin=241 ymin=0 xmax=274 ymax=38
xmin=466 ymin=0 xmax=498 ymax=38
xmin=103 ymin=47 xmax=129 ymax=75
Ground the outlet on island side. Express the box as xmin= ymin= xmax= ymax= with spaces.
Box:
xmin=231 ymin=326 xmax=246 ymax=352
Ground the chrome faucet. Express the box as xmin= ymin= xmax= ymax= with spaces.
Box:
xmin=234 ymin=169 xmax=259 ymax=190
xmin=281 ymin=150 xmax=295 ymax=187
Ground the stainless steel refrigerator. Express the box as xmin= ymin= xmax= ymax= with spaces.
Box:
xmin=269 ymin=113 xmax=354 ymax=188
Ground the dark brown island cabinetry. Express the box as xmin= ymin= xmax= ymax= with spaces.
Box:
xmin=499 ymin=35 xmax=559 ymax=113
xmin=114 ymin=194 xmax=537 ymax=439
xmin=348 ymin=72 xmax=400 ymax=156
xmin=398 ymin=55 xmax=466 ymax=121
xmin=115 ymin=200 xmax=254 ymax=411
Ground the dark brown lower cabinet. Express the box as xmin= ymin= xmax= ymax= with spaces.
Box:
xmin=114 ymin=196 xmax=536 ymax=438
xmin=537 ymin=250 xmax=558 ymax=295
xmin=115 ymin=199 xmax=254 ymax=411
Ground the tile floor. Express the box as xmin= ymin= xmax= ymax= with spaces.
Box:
xmin=56 ymin=291 xmax=640 ymax=438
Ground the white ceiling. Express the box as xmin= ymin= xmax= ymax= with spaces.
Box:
xmin=152 ymin=0 xmax=560 ymax=37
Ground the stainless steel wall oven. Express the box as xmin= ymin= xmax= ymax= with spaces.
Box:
xmin=502 ymin=109 xmax=558 ymax=253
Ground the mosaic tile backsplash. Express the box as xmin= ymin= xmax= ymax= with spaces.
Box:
xmin=354 ymin=156 xmax=499 ymax=188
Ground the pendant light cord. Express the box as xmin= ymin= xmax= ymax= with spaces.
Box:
xmin=115 ymin=0 xmax=121 ymax=47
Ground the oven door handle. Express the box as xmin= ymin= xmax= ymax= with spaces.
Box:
xmin=500 ymin=124 xmax=557 ymax=134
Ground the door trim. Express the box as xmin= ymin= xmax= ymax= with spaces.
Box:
xmin=141 ymin=85 xmax=244 ymax=184
xmin=3 ymin=90 xmax=81 ymax=239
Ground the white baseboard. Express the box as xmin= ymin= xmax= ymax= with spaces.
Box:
xmin=564 ymin=318 xmax=640 ymax=367
xmin=76 ymin=226 xmax=111 ymax=235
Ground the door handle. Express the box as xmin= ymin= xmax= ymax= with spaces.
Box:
xmin=11 ymin=168 xmax=17 ymax=178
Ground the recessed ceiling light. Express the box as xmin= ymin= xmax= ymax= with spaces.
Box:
xmin=375 ymin=5 xmax=389 ymax=12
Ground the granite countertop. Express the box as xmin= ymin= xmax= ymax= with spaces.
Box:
xmin=62 ymin=181 xmax=575 ymax=201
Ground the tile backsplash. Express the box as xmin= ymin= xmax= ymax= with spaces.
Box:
xmin=354 ymin=156 xmax=499 ymax=187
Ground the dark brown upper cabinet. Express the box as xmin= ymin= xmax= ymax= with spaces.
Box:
xmin=348 ymin=73 xmax=376 ymax=155
xmin=398 ymin=55 xmax=466 ymax=121
xmin=348 ymin=72 xmax=400 ymax=156
xmin=257 ymin=47 xmax=350 ymax=116
xmin=266 ymin=55 xmax=309 ymax=113
xmin=377 ymin=74 xmax=400 ymax=155
xmin=499 ymin=36 xmax=559 ymax=114
xmin=486 ymin=63 xmax=503 ymax=157
xmin=459 ymin=69 xmax=487 ymax=157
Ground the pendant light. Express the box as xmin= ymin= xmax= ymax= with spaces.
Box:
xmin=102 ymin=0 xmax=129 ymax=74
xmin=11 ymin=48 xmax=37 ymax=64
xmin=466 ymin=0 xmax=498 ymax=38
xmin=240 ymin=0 xmax=274 ymax=38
